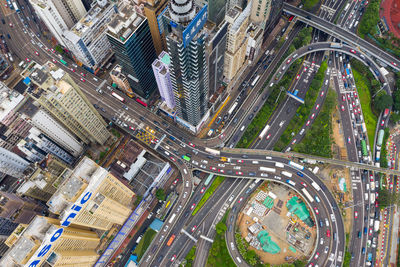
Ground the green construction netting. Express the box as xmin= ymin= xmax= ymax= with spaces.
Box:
xmin=257 ymin=230 xmax=281 ymax=254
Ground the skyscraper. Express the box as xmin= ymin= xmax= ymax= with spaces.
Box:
xmin=162 ymin=0 xmax=210 ymax=129
xmin=106 ymin=2 xmax=158 ymax=99
xmin=27 ymin=65 xmax=110 ymax=145
xmin=195 ymin=0 xmax=227 ymax=26
xmin=152 ymin=51 xmax=175 ymax=109
xmin=143 ymin=0 xmax=169 ymax=55
xmin=30 ymin=0 xmax=87 ymax=46
xmin=0 ymin=147 xmax=29 ymax=178
xmin=250 ymin=0 xmax=283 ymax=33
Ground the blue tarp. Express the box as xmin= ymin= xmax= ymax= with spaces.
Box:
xmin=23 ymin=77 xmax=31 ymax=85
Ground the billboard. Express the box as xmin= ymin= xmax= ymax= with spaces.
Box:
xmin=182 ymin=5 xmax=208 ymax=48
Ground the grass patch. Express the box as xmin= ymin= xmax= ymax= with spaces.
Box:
xmin=133 ymin=228 xmax=157 ymax=261
xmin=192 ymin=176 xmax=225 ymax=216
xmin=183 ymin=246 xmax=196 ymax=267
xmin=206 ymin=211 xmax=235 ymax=267
xmin=353 ymin=69 xmax=377 ymax=149
xmin=301 ymin=0 xmax=319 ymax=10
xmin=274 ymin=60 xmax=328 ymax=151
xmin=111 ymin=128 xmax=121 ymax=138
xmin=294 ymin=88 xmax=336 ymax=157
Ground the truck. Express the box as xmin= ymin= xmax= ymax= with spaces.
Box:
xmin=282 ymin=171 xmax=293 ymax=178
xmin=376 ymin=129 xmax=385 ymax=150
xmin=259 ymin=125 xmax=270 ymax=139
xmin=275 ymin=162 xmax=284 ymax=168
xmin=361 ymin=123 xmax=367 ymax=133
xmin=286 ymin=179 xmax=296 ymax=186
xmin=330 ymin=42 xmax=343 ymax=48
xmin=205 ymin=147 xmax=220 ymax=156
xmin=383 ymin=108 xmax=390 ymax=118
xmin=374 ymin=220 xmax=380 ymax=232
xmin=376 ymin=151 xmax=381 ymax=162
xmin=259 ymin=167 xmax=276 ymax=173
xmin=370 ymin=192 xmax=376 ymax=204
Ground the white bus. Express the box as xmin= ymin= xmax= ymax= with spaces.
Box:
xmin=205 ymin=147 xmax=220 ymax=156
xmin=259 ymin=167 xmax=276 ymax=173
xmin=259 ymin=125 xmax=270 ymax=139
xmin=275 ymin=162 xmax=284 ymax=168
xmin=251 ymin=75 xmax=260 ymax=87
xmin=311 ymin=181 xmax=321 ymax=191
xmin=111 ymin=92 xmax=125 ymax=102
xmin=228 ymin=102 xmax=238 ymax=115
xmin=282 ymin=171 xmax=293 ymax=178
xmin=302 ymin=188 xmax=314 ymax=203
xmin=288 ymin=161 xmax=304 ymax=170
xmin=168 ymin=213 xmax=176 ymax=224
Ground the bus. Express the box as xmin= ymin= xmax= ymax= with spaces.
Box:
xmin=135 ymin=98 xmax=148 ymax=107
xmin=12 ymin=2 xmax=19 ymax=12
xmin=111 ymin=92 xmax=125 ymax=102
xmin=228 ymin=102 xmax=238 ymax=116
xmin=182 ymin=155 xmax=191 ymax=162
xmin=275 ymin=162 xmax=284 ymax=168
xmin=311 ymin=181 xmax=321 ymax=191
xmin=59 ymin=59 xmax=68 ymax=66
xmin=204 ymin=174 xmax=214 ymax=186
xmin=251 ymin=75 xmax=260 ymax=87
xmin=361 ymin=139 xmax=368 ymax=157
xmin=167 ymin=234 xmax=176 ymax=246
xmin=259 ymin=167 xmax=276 ymax=173
xmin=344 ymin=3 xmax=350 ymax=11
xmin=205 ymin=147 xmax=220 ymax=156
xmin=301 ymin=188 xmax=314 ymax=203
xmin=168 ymin=213 xmax=176 ymax=224
xmin=288 ymin=161 xmax=304 ymax=170
xmin=259 ymin=125 xmax=270 ymax=139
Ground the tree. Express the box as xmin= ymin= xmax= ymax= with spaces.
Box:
xmin=393 ymin=90 xmax=400 ymax=111
xmin=293 ymin=259 xmax=307 ymax=267
xmin=378 ymin=188 xmax=392 ymax=208
xmin=155 ymin=189 xmax=166 ymax=201
xmin=215 ymin=221 xmax=227 ymax=235
xmin=374 ymin=94 xmax=393 ymax=112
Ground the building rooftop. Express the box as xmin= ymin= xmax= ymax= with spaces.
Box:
xmin=71 ymin=1 xmax=111 ymax=37
xmin=0 ymin=82 xmax=25 ymax=122
xmin=107 ymin=3 xmax=146 ymax=43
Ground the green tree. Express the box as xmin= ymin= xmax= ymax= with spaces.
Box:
xmin=393 ymin=90 xmax=400 ymax=111
xmin=55 ymin=45 xmax=64 ymax=54
xmin=378 ymin=188 xmax=392 ymax=208
xmin=215 ymin=221 xmax=227 ymax=235
xmin=374 ymin=94 xmax=393 ymax=112
xmin=155 ymin=189 xmax=166 ymax=201
xmin=293 ymin=260 xmax=307 ymax=267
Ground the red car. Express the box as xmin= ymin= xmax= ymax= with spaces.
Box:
xmin=210 ymin=166 xmax=216 ymax=171
xmin=170 ymin=156 xmax=176 ymax=162
xmin=80 ymin=72 xmax=86 ymax=77
xmin=341 ymin=105 xmax=345 ymax=111
xmin=301 ymin=182 xmax=307 ymax=187
xmin=236 ymin=171 xmax=243 ymax=175
xmin=189 ymin=142 xmax=195 ymax=147
xmin=173 ymin=179 xmax=179 ymax=185
xmin=129 ymin=126 xmax=135 ymax=131
xmin=392 ymin=62 xmax=398 ymax=67
xmin=266 ymin=134 xmax=271 ymax=139
xmin=190 ymin=203 xmax=196 ymax=210
xmin=347 ymin=137 xmax=351 ymax=143
xmin=52 ymin=59 xmax=57 ymax=63
xmin=311 ymin=113 xmax=315 ymax=119
xmin=350 ymin=49 xmax=356 ymax=54
xmin=171 ymin=255 xmax=176 ymax=262
xmin=25 ymin=58 xmax=30 ymax=62
xmin=303 ymin=67 xmax=308 ymax=72
xmin=200 ymin=187 xmax=206 ymax=193
xmin=320 ymin=91 xmax=325 ymax=97
xmin=80 ymin=78 xmax=85 ymax=82
xmin=51 ymin=48 xmax=55 ymax=53
xmin=237 ymin=160 xmax=244 ymax=163
xmin=296 ymin=74 xmax=300 ymax=80
xmin=354 ymin=92 xmax=358 ymax=98
xmin=70 ymin=68 xmax=76 ymax=72
xmin=219 ymin=169 xmax=225 ymax=173
xmin=314 ymin=252 xmax=319 ymax=260
xmin=315 ymin=104 xmax=320 ymax=110
xmin=191 ymin=225 xmax=197 ymax=232
xmin=238 ymin=197 xmax=243 ymax=203
xmin=34 ymin=51 xmax=39 ymax=56
xmin=306 ymin=120 xmax=311 ymax=126
xmin=342 ymin=95 xmax=346 ymax=101
xmin=326 ymin=230 xmax=331 ymax=237
xmin=381 ymin=120 xmax=385 ymax=126
xmin=347 ymin=94 xmax=351 ymax=100
xmin=354 ymin=211 xmax=358 ymax=219
xmin=287 ymin=58 xmax=292 ymax=64
xmin=314 ymin=207 xmax=319 ymax=214
xmin=9 ymin=23 xmax=13 ymax=27
xmin=291 ymin=139 xmax=297 ymax=145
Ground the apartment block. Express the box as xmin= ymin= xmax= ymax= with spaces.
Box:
xmin=109 ymin=65 xmax=134 ymax=96
xmin=0 ymin=147 xmax=30 ymax=178
xmin=47 ymin=157 xmax=135 ymax=230
xmin=152 ymin=51 xmax=175 ymax=109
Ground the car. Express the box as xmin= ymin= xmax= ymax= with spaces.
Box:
xmin=4 ymin=3 xmax=7 ymax=7
xmin=303 ymin=67 xmax=308 ymax=72
xmin=314 ymin=207 xmax=319 ymax=214
xmin=287 ymin=58 xmax=292 ymax=64
xmin=189 ymin=142 xmax=195 ymax=147
xmin=381 ymin=120 xmax=385 ymax=126
xmin=238 ymin=197 xmax=243 ymax=203
xmin=315 ymin=104 xmax=320 ymax=110
xmin=200 ymin=187 xmax=206 ymax=194
xmin=291 ymin=139 xmax=296 ymax=145
xmin=122 ymin=105 xmax=128 ymax=110
xmin=296 ymin=74 xmax=300 ymax=80
xmin=354 ymin=92 xmax=358 ymax=98
xmin=80 ymin=72 xmax=86 ymax=77
xmin=51 ymin=48 xmax=55 ymax=53
xmin=70 ymin=68 xmax=76 ymax=72
xmin=34 ymin=51 xmax=39 ymax=56
xmin=170 ymin=156 xmax=176 ymax=162
xmin=219 ymin=169 xmax=225 ymax=173
xmin=191 ymin=225 xmax=197 ymax=232
xmin=25 ymin=58 xmax=30 ymax=62
xmin=190 ymin=203 xmax=196 ymax=210
xmin=369 ymin=228 xmax=373 ymax=235
xmin=350 ymin=49 xmax=356 ymax=54
xmin=52 ymin=59 xmax=57 ymax=63
xmin=347 ymin=137 xmax=351 ymax=144
xmin=301 ymin=182 xmax=307 ymax=187
xmin=306 ymin=120 xmax=311 ymax=126
xmin=311 ymin=113 xmax=315 ymax=119
xmin=326 ymin=230 xmax=331 ymax=237
xmin=236 ymin=171 xmax=243 ymax=175
xmin=347 ymin=93 xmax=351 ymax=100
xmin=314 ymin=252 xmax=319 ymax=259
xmin=210 ymin=166 xmax=216 ymax=171
xmin=171 ymin=255 xmax=176 ymax=262
xmin=9 ymin=23 xmax=13 ymax=27
xmin=355 ymin=211 xmax=358 ymax=219
xmin=392 ymin=62 xmax=398 ymax=67
xmin=311 ymin=61 xmax=315 ymax=67
xmin=80 ymin=78 xmax=85 ymax=82
xmin=320 ymin=91 xmax=325 ymax=97
xmin=341 ymin=105 xmax=345 ymax=111
xmin=237 ymin=159 xmax=244 ymax=163
xmin=266 ymin=134 xmax=271 ymax=139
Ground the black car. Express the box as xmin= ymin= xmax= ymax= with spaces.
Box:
xmin=139 ymin=116 xmax=145 ymax=121
xmin=154 ymin=120 xmax=160 ymax=126
xmin=248 ymin=114 xmax=254 ymax=120
xmin=1 ymin=19 xmax=5 ymax=24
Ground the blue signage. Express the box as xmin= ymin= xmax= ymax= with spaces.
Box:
xmin=182 ymin=4 xmax=208 ymax=48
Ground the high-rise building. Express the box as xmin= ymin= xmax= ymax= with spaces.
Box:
xmin=0 ymin=192 xmax=44 ymax=224
xmin=1 ymin=216 xmax=101 ymax=266
xmin=0 ymin=147 xmax=29 ymax=178
xmin=63 ymin=0 xmax=116 ymax=70
xmin=152 ymin=51 xmax=175 ymax=109
xmin=227 ymin=0 xmax=247 ymax=10
xmin=30 ymin=0 xmax=87 ymax=46
xmin=47 ymin=157 xmax=135 ymax=230
xmin=195 ymin=0 xmax=227 ymax=26
xmin=162 ymin=0 xmax=210 ymax=129
xmin=250 ymin=0 xmax=282 ymax=32
xmin=143 ymin=0 xmax=169 ymax=55
xmin=17 ymin=155 xmax=68 ymax=202
xmin=26 ymin=65 xmax=110 ymax=145
xmin=110 ymin=65 xmax=134 ymax=96
xmin=224 ymin=5 xmax=250 ymax=80
xmin=106 ymin=2 xmax=158 ymax=100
